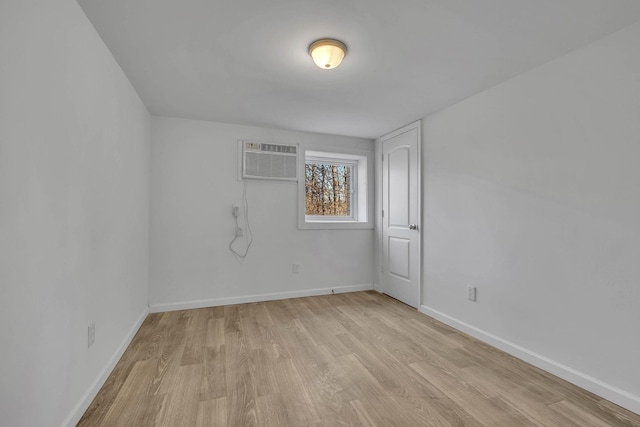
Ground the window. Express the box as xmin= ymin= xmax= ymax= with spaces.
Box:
xmin=305 ymin=157 xmax=356 ymax=220
xmin=298 ymin=146 xmax=373 ymax=230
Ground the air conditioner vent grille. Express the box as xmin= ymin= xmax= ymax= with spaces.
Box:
xmin=241 ymin=141 xmax=297 ymax=181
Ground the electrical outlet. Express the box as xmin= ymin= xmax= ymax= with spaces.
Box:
xmin=292 ymin=264 xmax=300 ymax=274
xmin=467 ymin=286 xmax=477 ymax=302
xmin=88 ymin=322 xmax=95 ymax=348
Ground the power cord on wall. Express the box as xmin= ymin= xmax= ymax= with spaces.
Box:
xmin=229 ymin=180 xmax=253 ymax=263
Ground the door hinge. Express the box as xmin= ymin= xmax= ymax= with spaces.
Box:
xmin=381 ymin=154 xmax=384 ymax=162
xmin=381 ymin=210 xmax=384 ymax=218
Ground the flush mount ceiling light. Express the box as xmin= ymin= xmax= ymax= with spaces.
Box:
xmin=308 ymin=38 xmax=347 ymax=70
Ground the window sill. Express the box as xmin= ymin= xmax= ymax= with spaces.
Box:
xmin=298 ymin=220 xmax=373 ymax=230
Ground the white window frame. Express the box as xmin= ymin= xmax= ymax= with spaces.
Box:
xmin=298 ymin=145 xmax=374 ymax=230
xmin=304 ymin=155 xmax=358 ymax=222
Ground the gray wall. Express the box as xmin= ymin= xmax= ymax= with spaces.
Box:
xmin=150 ymin=116 xmax=375 ymax=310
xmin=421 ymin=21 xmax=640 ymax=412
xmin=0 ymin=1 xmax=151 ymax=426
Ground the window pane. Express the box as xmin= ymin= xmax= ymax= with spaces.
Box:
xmin=305 ymin=162 xmax=351 ymax=216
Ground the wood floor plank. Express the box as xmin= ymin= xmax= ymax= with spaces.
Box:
xmin=224 ymin=306 xmax=258 ymax=427
xmin=196 ymin=397 xmax=226 ymax=427
xmin=549 ymin=400 xmax=614 ymax=427
xmin=205 ymin=317 xmax=225 ymax=349
xmin=273 ymin=358 xmax=320 ymax=425
xmin=201 ymin=344 xmax=226 ymax=401
xmin=76 ymin=359 xmax=135 ymax=426
xmin=251 ymin=348 xmax=279 ymax=397
xmin=128 ymin=394 xmax=168 ymax=427
xmin=159 ymin=364 xmax=203 ymax=427
xmin=596 ymin=400 xmax=640 ymax=427
xmin=149 ymin=312 xmax=189 ymax=396
xmin=180 ymin=309 xmax=208 ymax=366
xmin=347 ymin=399 xmax=380 ymax=427
xmin=99 ymin=359 xmax=158 ymax=426
xmin=256 ymin=394 xmax=291 ymax=427
xmin=79 ymin=292 xmax=640 ymax=427
xmin=410 ymin=360 xmax=536 ymax=426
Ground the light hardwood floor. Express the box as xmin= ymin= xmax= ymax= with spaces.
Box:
xmin=78 ymin=291 xmax=640 ymax=426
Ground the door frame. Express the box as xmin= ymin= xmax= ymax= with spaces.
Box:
xmin=376 ymin=120 xmax=422 ymax=307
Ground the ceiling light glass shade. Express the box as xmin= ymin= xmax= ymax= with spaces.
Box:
xmin=308 ymin=39 xmax=347 ymax=69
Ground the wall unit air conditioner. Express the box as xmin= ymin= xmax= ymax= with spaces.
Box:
xmin=239 ymin=140 xmax=298 ymax=181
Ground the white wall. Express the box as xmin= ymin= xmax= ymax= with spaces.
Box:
xmin=150 ymin=117 xmax=374 ymax=310
xmin=0 ymin=1 xmax=150 ymax=426
xmin=421 ymin=21 xmax=640 ymax=413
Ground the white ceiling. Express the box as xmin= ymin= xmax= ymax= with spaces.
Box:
xmin=77 ymin=0 xmax=640 ymax=139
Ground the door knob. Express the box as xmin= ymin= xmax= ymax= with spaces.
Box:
xmin=409 ymin=224 xmax=418 ymax=230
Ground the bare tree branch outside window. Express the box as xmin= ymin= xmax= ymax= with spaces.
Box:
xmin=305 ymin=162 xmax=351 ymax=216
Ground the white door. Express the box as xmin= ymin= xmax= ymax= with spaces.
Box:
xmin=380 ymin=121 xmax=421 ymax=308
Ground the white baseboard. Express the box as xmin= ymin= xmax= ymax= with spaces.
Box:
xmin=149 ymin=284 xmax=375 ymax=313
xmin=61 ymin=307 xmax=149 ymax=427
xmin=419 ymin=304 xmax=640 ymax=415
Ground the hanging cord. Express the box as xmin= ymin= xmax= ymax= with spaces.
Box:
xmin=229 ymin=180 xmax=254 ymax=263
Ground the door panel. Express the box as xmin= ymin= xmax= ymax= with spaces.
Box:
xmin=388 ymin=237 xmax=410 ymax=279
xmin=380 ymin=122 xmax=420 ymax=308
xmin=388 ymin=148 xmax=410 ymax=226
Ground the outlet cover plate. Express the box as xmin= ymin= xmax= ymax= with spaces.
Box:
xmin=467 ymin=286 xmax=477 ymax=302
xmin=88 ymin=322 xmax=95 ymax=348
